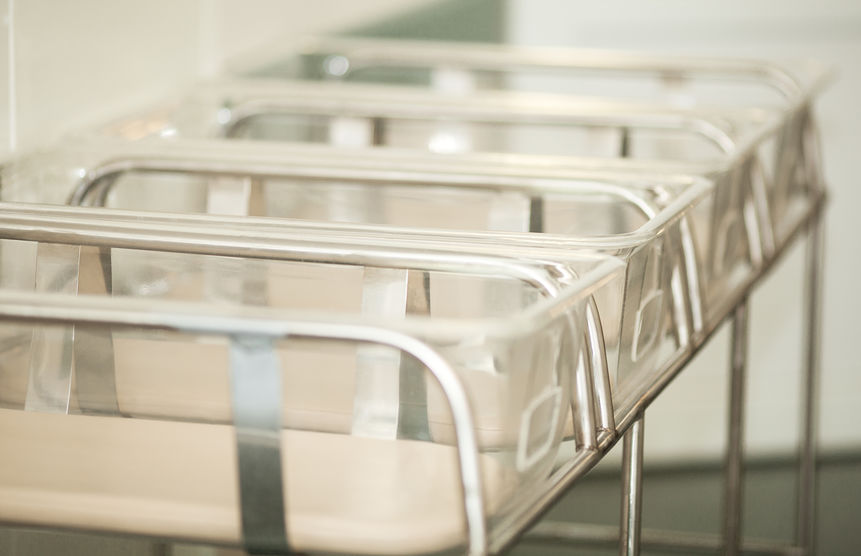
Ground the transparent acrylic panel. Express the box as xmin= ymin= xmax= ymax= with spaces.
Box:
xmin=0 ymin=227 xmax=625 ymax=459
xmin=0 ymin=325 xmax=559 ymax=554
xmin=77 ymin=76 xmax=824 ymax=259
xmin=0 ymin=138 xmax=755 ymax=423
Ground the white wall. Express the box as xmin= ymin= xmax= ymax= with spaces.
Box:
xmin=508 ymin=0 xmax=861 ymax=461
xmin=0 ymin=0 xmax=434 ymax=154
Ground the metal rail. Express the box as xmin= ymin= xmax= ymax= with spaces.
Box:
xmin=724 ymin=300 xmax=749 ymax=556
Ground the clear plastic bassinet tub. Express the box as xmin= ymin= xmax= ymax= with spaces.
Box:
xmin=85 ymin=80 xmax=774 ymax=295
xmin=2 ymin=137 xmax=739 ymax=427
xmin=0 ymin=204 xmax=625 ymax=554
xmin=251 ymin=36 xmax=831 ymax=249
xmin=88 ymin=75 xmax=817 ymax=262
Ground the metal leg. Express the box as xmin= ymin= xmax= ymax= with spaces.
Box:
xmin=620 ymin=415 xmax=645 ymax=556
xmin=724 ymin=300 xmax=749 ymax=556
xmin=797 ymin=214 xmax=824 ymax=554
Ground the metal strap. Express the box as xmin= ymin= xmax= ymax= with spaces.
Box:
xmin=353 ymin=267 xmax=409 ymax=438
xmin=74 ymin=245 xmax=120 ymax=414
xmin=396 ymin=270 xmax=431 ymax=441
xmin=25 ymin=243 xmax=79 ymax=413
xmin=25 ymin=241 xmax=122 ymax=415
xmin=229 ymin=335 xmax=289 ymax=554
xmin=69 ymin=174 xmax=123 ymax=415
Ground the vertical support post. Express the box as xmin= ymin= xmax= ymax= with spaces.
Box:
xmin=724 ymin=299 xmax=749 ymax=556
xmin=620 ymin=415 xmax=644 ymax=556
xmin=797 ymin=214 xmax=823 ymax=554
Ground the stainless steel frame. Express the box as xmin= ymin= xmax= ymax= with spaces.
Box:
xmin=0 ymin=181 xmax=825 ymax=553
xmin=0 ymin=133 xmax=825 ymax=555
xmin=44 ymin=142 xmax=714 ymax=430
xmin=0 ymin=38 xmax=830 ymax=556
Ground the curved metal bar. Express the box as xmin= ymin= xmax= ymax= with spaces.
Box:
xmin=65 ymin=152 xmax=674 ymax=224
xmin=68 ymin=170 xmax=118 ymax=206
xmin=0 ymin=290 xmax=489 ymax=555
xmin=219 ymin=93 xmax=738 ymax=156
xmin=22 ymin=208 xmax=567 ymax=304
xmin=570 ymin=318 xmax=598 ymax=451
xmin=585 ymin=296 xmax=615 ymax=436
xmin=675 ymin=216 xmax=703 ymax=339
xmin=747 ymin=155 xmax=775 ymax=262
xmin=800 ymin=105 xmax=826 ymax=196
xmin=303 ymin=37 xmax=812 ymax=100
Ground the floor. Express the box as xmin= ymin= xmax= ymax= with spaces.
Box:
xmin=1 ymin=453 xmax=859 ymax=554
xmin=512 ymin=451 xmax=861 ymax=555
